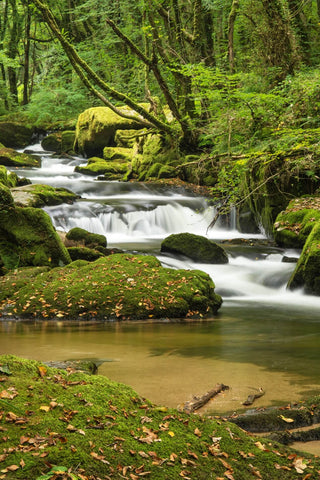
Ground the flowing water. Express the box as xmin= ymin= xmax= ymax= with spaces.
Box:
xmin=5 ymin=145 xmax=320 ymax=423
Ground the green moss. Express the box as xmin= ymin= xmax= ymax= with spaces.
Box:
xmin=0 ymin=206 xmax=71 ymax=271
xmin=161 ymin=233 xmax=229 ymax=264
xmin=75 ymin=156 xmax=129 ymax=178
xmin=0 ymin=266 xmax=50 ymax=302
xmin=11 ymin=184 xmax=78 ymax=207
xmin=0 ymin=354 xmax=318 ymax=480
xmin=67 ymin=246 xmax=104 ymax=262
xmin=103 ymin=146 xmax=133 ymax=162
xmin=0 ymin=254 xmax=222 ymax=319
xmin=65 ymin=227 xmax=106 ymax=248
xmin=0 ymin=147 xmax=40 ymax=167
xmin=41 ymin=133 xmax=62 ymax=152
xmin=75 ymin=106 xmax=149 ymax=157
xmin=0 ymin=165 xmax=24 ymax=188
xmin=115 ymin=128 xmax=146 ymax=147
xmin=0 ymin=183 xmax=14 ymax=207
xmin=288 ymin=221 xmax=320 ymax=294
xmin=0 ymin=122 xmax=33 ymax=148
xmin=61 ymin=130 xmax=75 ymax=153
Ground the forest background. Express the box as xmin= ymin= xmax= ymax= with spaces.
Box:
xmin=1 ymin=0 xmax=320 ymax=214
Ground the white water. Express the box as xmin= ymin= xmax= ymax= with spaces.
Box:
xmin=12 ymin=145 xmax=320 ymax=314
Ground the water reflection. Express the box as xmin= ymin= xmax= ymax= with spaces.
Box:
xmin=0 ymin=318 xmax=319 ymax=412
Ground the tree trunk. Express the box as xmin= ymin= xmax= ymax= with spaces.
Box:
xmin=228 ymin=0 xmax=240 ymax=73
xmin=22 ymin=6 xmax=31 ymax=105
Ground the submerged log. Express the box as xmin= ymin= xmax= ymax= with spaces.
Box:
xmin=182 ymin=383 xmax=229 ymax=413
xmin=242 ymin=387 xmax=265 ymax=406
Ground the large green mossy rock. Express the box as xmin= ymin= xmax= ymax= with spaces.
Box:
xmin=66 ymin=227 xmax=106 ymax=248
xmin=0 ymin=202 xmax=71 ymax=271
xmin=274 ymin=197 xmax=320 ymax=249
xmin=41 ymin=131 xmax=75 ymax=154
xmin=161 ymin=233 xmax=229 ymax=264
xmin=0 ymin=355 xmax=315 ymax=480
xmin=0 ymin=254 xmax=222 ymax=319
xmin=75 ymin=156 xmax=129 ymax=179
xmin=103 ymin=146 xmax=133 ymax=162
xmin=288 ymin=222 xmax=320 ymax=295
xmin=274 ymin=197 xmax=320 ymax=295
xmin=0 ymin=165 xmax=30 ymax=188
xmin=74 ymin=106 xmax=148 ymax=157
xmin=0 ymin=146 xmax=40 ymax=167
xmin=11 ymin=184 xmax=78 ymax=207
xmin=0 ymin=122 xmax=33 ymax=148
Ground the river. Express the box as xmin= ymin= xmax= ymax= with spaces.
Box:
xmin=4 ymin=144 xmax=320 ymax=417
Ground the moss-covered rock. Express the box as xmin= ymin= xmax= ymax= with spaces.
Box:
xmin=0 ymin=183 xmax=14 ymax=208
xmin=0 ymin=165 xmax=31 ymax=188
xmin=287 ymin=221 xmax=320 ymax=295
xmin=274 ymin=197 xmax=320 ymax=249
xmin=41 ymin=132 xmax=62 ymax=152
xmin=11 ymin=184 xmax=78 ymax=207
xmin=0 ymin=205 xmax=71 ymax=271
xmin=161 ymin=233 xmax=229 ymax=264
xmin=75 ymin=156 xmax=129 ymax=178
xmin=103 ymin=146 xmax=133 ymax=162
xmin=67 ymin=246 xmax=104 ymax=262
xmin=74 ymin=106 xmax=149 ymax=157
xmin=274 ymin=197 xmax=320 ymax=295
xmin=115 ymin=128 xmax=146 ymax=148
xmin=0 ymin=146 xmax=40 ymax=167
xmin=41 ymin=131 xmax=76 ymax=154
xmin=0 ymin=122 xmax=33 ymax=148
xmin=65 ymin=227 xmax=106 ymax=248
xmin=0 ymin=354 xmax=315 ymax=480
xmin=0 ymin=254 xmax=222 ymax=319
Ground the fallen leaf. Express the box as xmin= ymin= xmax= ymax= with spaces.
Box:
xmin=38 ymin=366 xmax=47 ymax=378
xmin=293 ymin=457 xmax=307 ymax=474
xmin=40 ymin=405 xmax=50 ymax=412
xmin=279 ymin=414 xmax=294 ymax=423
xmin=194 ymin=427 xmax=201 ymax=437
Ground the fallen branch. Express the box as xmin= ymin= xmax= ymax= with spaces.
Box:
xmin=182 ymin=383 xmax=229 ymax=413
xmin=242 ymin=387 xmax=265 ymax=406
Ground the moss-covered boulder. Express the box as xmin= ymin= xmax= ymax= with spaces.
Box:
xmin=74 ymin=106 xmax=149 ymax=157
xmin=161 ymin=233 xmax=229 ymax=264
xmin=0 ymin=146 xmax=40 ymax=167
xmin=0 ymin=122 xmax=33 ymax=148
xmin=11 ymin=184 xmax=78 ymax=207
xmin=103 ymin=146 xmax=133 ymax=162
xmin=0 ymin=165 xmax=30 ymax=188
xmin=0 ymin=183 xmax=14 ymax=208
xmin=65 ymin=227 xmax=106 ymax=248
xmin=0 ymin=354 xmax=316 ymax=480
xmin=67 ymin=246 xmax=104 ymax=262
xmin=115 ymin=128 xmax=146 ymax=148
xmin=274 ymin=197 xmax=320 ymax=295
xmin=75 ymin=156 xmax=129 ymax=179
xmin=41 ymin=131 xmax=75 ymax=154
xmin=0 ymin=254 xmax=222 ymax=319
xmin=0 ymin=204 xmax=71 ymax=271
xmin=287 ymin=221 xmax=320 ymax=295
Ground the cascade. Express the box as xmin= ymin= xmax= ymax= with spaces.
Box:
xmin=11 ymin=146 xmax=320 ymax=314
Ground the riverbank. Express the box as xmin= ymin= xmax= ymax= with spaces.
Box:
xmin=1 ymin=354 xmax=320 ymax=479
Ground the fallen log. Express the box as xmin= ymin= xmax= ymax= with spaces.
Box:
xmin=242 ymin=387 xmax=265 ymax=406
xmin=182 ymin=383 xmax=229 ymax=413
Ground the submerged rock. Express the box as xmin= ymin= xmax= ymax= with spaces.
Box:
xmin=0 ymin=254 xmax=222 ymax=320
xmin=161 ymin=233 xmax=229 ymax=264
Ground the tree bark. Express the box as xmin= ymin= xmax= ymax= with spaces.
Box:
xmin=228 ymin=0 xmax=240 ymax=73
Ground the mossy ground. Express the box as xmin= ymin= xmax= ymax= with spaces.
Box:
xmin=0 ymin=354 xmax=319 ymax=480
xmin=0 ymin=254 xmax=221 ymax=320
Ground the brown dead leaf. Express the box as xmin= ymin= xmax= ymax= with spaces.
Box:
xmin=194 ymin=427 xmax=201 ymax=437
xmin=38 ymin=365 xmax=47 ymax=378
xmin=292 ymin=457 xmax=307 ymax=474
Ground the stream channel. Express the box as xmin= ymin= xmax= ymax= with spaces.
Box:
xmin=4 ymin=144 xmax=320 ymax=422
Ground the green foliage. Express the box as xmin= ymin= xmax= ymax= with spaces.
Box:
xmin=25 ymin=85 xmax=91 ymax=128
